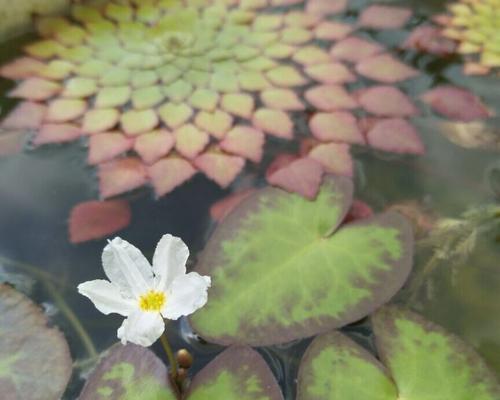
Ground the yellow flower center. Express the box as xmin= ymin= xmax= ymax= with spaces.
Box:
xmin=139 ymin=291 xmax=166 ymax=312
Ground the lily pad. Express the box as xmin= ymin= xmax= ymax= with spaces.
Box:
xmin=297 ymin=307 xmax=500 ymax=400
xmin=186 ymin=346 xmax=283 ymax=400
xmin=191 ymin=177 xmax=413 ymax=345
xmin=80 ymin=343 xmax=175 ymax=400
xmin=0 ymin=284 xmax=72 ymax=400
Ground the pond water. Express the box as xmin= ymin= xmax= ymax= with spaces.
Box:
xmin=0 ymin=0 xmax=499 ymax=399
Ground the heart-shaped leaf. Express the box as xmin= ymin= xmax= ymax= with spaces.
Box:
xmin=297 ymin=307 xmax=500 ymax=400
xmin=186 ymin=346 xmax=283 ymax=400
xmin=0 ymin=284 xmax=72 ymax=400
xmin=191 ymin=177 xmax=413 ymax=345
xmin=80 ymin=343 xmax=176 ymax=400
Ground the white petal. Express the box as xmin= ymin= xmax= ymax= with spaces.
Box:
xmin=117 ymin=310 xmax=165 ymax=347
xmin=152 ymin=234 xmax=189 ymax=293
xmin=102 ymin=237 xmax=154 ymax=298
xmin=162 ymin=272 xmax=211 ymax=320
xmin=78 ymin=280 xmax=135 ymax=316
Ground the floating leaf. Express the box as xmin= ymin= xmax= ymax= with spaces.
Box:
xmin=330 ymin=36 xmax=385 ymax=63
xmin=88 ymin=132 xmax=134 ymax=165
xmin=305 ymin=85 xmax=357 ymax=111
xmin=194 ymin=152 xmax=246 ymax=188
xmin=134 ymin=129 xmax=175 ymax=165
xmin=210 ymin=189 xmax=257 ymax=222
xmin=0 ymin=284 xmax=72 ymax=400
xmin=308 ymin=142 xmax=353 ymax=177
xmin=8 ymin=77 xmax=61 ymax=101
xmin=220 ymin=126 xmax=265 ymax=162
xmin=147 ymin=157 xmax=197 ymax=198
xmin=365 ymin=118 xmax=425 ymax=155
xmin=267 ymin=157 xmax=324 ymax=199
xmin=309 ymin=112 xmax=364 ymax=144
xmin=98 ymin=158 xmax=148 ymax=199
xmin=33 ymin=123 xmax=82 ymax=146
xmin=372 ymin=307 xmax=500 ymax=400
xmin=80 ymin=344 xmax=175 ymax=400
xmin=420 ymin=86 xmax=491 ymax=122
xmin=297 ymin=307 xmax=500 ymax=399
xmin=297 ymin=331 xmax=397 ymax=400
xmin=186 ymin=346 xmax=283 ymax=400
xmin=191 ymin=177 xmax=413 ymax=345
xmin=356 ymin=54 xmax=419 ymax=83
xmin=357 ymin=86 xmax=419 ymax=117
xmin=358 ymin=5 xmax=412 ymax=30
xmin=1 ymin=102 xmax=46 ymax=130
xmin=68 ymin=200 xmax=132 ymax=244
xmin=403 ymin=25 xmax=457 ymax=56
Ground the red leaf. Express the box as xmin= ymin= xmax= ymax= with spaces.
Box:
xmin=358 ymin=5 xmax=412 ymax=30
xmin=309 ymin=112 xmax=364 ymax=144
xmin=210 ymin=189 xmax=256 ymax=222
xmin=68 ymin=200 xmax=131 ymax=244
xmin=343 ymin=200 xmax=374 ymax=224
xmin=356 ymin=54 xmax=419 ymax=83
xmin=420 ymin=85 xmax=491 ymax=122
xmin=403 ymin=25 xmax=457 ymax=56
xmin=88 ymin=132 xmax=134 ymax=165
xmin=330 ymin=36 xmax=385 ymax=63
xmin=220 ymin=126 xmax=265 ymax=163
xmin=1 ymin=102 xmax=46 ymax=130
xmin=267 ymin=157 xmax=323 ymax=200
xmin=357 ymin=86 xmax=419 ymax=117
xmin=366 ymin=118 xmax=425 ymax=155
xmin=308 ymin=142 xmax=353 ymax=177
xmin=133 ymin=129 xmax=175 ymax=165
xmin=33 ymin=123 xmax=82 ymax=146
xmin=98 ymin=158 xmax=148 ymax=199
xmin=194 ymin=152 xmax=245 ymax=188
xmin=147 ymin=157 xmax=197 ymax=197
xmin=0 ymin=130 xmax=27 ymax=156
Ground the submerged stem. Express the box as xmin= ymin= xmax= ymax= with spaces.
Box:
xmin=0 ymin=255 xmax=98 ymax=358
xmin=405 ymin=253 xmax=441 ymax=305
xmin=160 ymin=330 xmax=178 ymax=379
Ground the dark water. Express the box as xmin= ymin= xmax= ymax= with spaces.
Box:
xmin=0 ymin=0 xmax=499 ymax=398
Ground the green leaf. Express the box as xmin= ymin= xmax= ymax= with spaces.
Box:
xmin=0 ymin=283 xmax=72 ymax=399
xmin=186 ymin=346 xmax=283 ymax=400
xmin=297 ymin=331 xmax=397 ymax=400
xmin=80 ymin=344 xmax=176 ymax=400
xmin=372 ymin=306 xmax=500 ymax=400
xmin=191 ymin=177 xmax=413 ymax=345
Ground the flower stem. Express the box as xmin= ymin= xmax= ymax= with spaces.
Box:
xmin=160 ymin=330 xmax=178 ymax=379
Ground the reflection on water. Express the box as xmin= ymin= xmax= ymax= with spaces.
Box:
xmin=0 ymin=0 xmax=499 ymax=398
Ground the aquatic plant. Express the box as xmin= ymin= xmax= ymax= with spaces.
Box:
xmin=297 ymin=306 xmax=500 ymax=399
xmin=0 ymin=283 xmax=72 ymax=400
xmin=191 ymin=176 xmax=413 ymax=345
xmin=0 ymin=0 xmax=425 ymax=202
xmin=78 ymin=234 xmax=211 ymax=347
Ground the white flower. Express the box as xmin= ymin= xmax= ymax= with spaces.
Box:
xmin=78 ymin=234 xmax=211 ymax=347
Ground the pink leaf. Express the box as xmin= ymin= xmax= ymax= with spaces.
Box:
xmin=308 ymin=142 xmax=353 ymax=177
xmin=210 ymin=189 xmax=256 ymax=222
xmin=343 ymin=200 xmax=374 ymax=224
xmin=356 ymin=54 xmax=419 ymax=83
xmin=0 ymin=130 xmax=26 ymax=156
xmin=366 ymin=118 xmax=425 ymax=155
xmin=315 ymin=21 xmax=354 ymax=40
xmin=0 ymin=57 xmax=45 ymax=79
xmin=1 ymin=102 xmax=46 ymax=130
xmin=306 ymin=0 xmax=347 ymax=15
xmin=261 ymin=89 xmax=305 ymax=111
xmin=305 ymin=85 xmax=358 ymax=111
xmin=403 ymin=25 xmax=457 ymax=56
xmin=357 ymin=86 xmax=419 ymax=117
xmin=88 ymin=132 xmax=133 ymax=165
xmin=220 ymin=126 xmax=265 ymax=163
xmin=252 ymin=108 xmax=294 ymax=139
xmin=194 ymin=152 xmax=245 ymax=188
xmin=309 ymin=112 xmax=364 ymax=144
xmin=330 ymin=37 xmax=385 ymax=63
xmin=68 ymin=200 xmax=131 ymax=244
xmin=147 ymin=157 xmax=197 ymax=197
xmin=33 ymin=123 xmax=82 ymax=146
xmin=98 ymin=158 xmax=148 ymax=199
xmin=358 ymin=5 xmax=412 ymax=30
xmin=134 ymin=129 xmax=175 ymax=165
xmin=305 ymin=62 xmax=356 ymax=84
xmin=420 ymin=86 xmax=491 ymax=122
xmin=267 ymin=157 xmax=323 ymax=200
xmin=8 ymin=78 xmax=61 ymax=101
